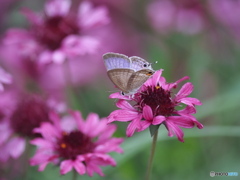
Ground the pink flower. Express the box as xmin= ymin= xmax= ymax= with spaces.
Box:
xmin=108 ymin=69 xmax=203 ymax=142
xmin=0 ymin=92 xmax=65 ymax=162
xmin=147 ymin=0 xmax=205 ymax=34
xmin=0 ymin=67 xmax=12 ymax=91
xmin=209 ymin=0 xmax=240 ymax=40
xmin=0 ymin=0 xmax=109 ymax=72
xmin=30 ymin=111 xmax=124 ymax=176
xmin=0 ymin=0 xmax=110 ymax=91
xmin=0 ymin=91 xmax=23 ymax=162
xmin=21 ymin=0 xmax=110 ymax=64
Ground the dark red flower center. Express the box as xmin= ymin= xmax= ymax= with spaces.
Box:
xmin=137 ymin=86 xmax=175 ymax=116
xmin=35 ymin=15 xmax=79 ymax=50
xmin=10 ymin=95 xmax=50 ymax=138
xmin=57 ymin=131 xmax=95 ymax=160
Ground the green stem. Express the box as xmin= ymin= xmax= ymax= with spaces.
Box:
xmin=72 ymin=170 xmax=77 ymax=180
xmin=145 ymin=130 xmax=158 ymax=180
xmin=62 ymin=60 xmax=82 ymax=110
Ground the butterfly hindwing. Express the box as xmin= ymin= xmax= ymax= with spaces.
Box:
xmin=127 ymin=69 xmax=155 ymax=92
xmin=107 ymin=69 xmax=135 ymax=93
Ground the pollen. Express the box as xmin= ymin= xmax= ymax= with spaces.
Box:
xmin=156 ymin=85 xmax=161 ymax=89
xmin=61 ymin=143 xmax=67 ymax=149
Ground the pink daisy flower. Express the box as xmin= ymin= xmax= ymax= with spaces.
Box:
xmin=0 ymin=0 xmax=110 ymax=91
xmin=21 ymin=0 xmax=109 ymax=64
xmin=30 ymin=110 xmax=124 ymax=176
xmin=0 ymin=92 xmax=64 ymax=162
xmin=108 ymin=69 xmax=203 ymax=142
xmin=0 ymin=0 xmax=109 ymax=71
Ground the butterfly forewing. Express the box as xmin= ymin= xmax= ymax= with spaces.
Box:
xmin=103 ymin=53 xmax=131 ymax=71
xmin=107 ymin=69 xmax=135 ymax=93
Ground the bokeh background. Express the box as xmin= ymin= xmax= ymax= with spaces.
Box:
xmin=0 ymin=0 xmax=240 ymax=179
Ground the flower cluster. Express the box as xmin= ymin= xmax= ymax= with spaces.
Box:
xmin=108 ymin=70 xmax=203 ymax=142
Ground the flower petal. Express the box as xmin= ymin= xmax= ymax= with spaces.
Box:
xmin=126 ymin=116 xmax=142 ymax=137
xmin=165 ymin=121 xmax=184 ymax=142
xmin=60 ymin=160 xmax=74 ymax=175
xmin=34 ymin=123 xmax=60 ymax=142
xmin=142 ymin=105 xmax=154 ymax=121
xmin=116 ymin=100 xmax=136 ymax=111
xmin=62 ymin=35 xmax=100 ymax=56
xmin=84 ymin=113 xmax=99 ymax=134
xmin=98 ymin=122 xmax=116 ymax=140
xmin=30 ymin=138 xmax=53 ymax=149
xmin=109 ymin=92 xmax=132 ymax=100
xmin=73 ymin=161 xmax=86 ymax=175
xmin=78 ymin=1 xmax=109 ymax=30
xmin=70 ymin=110 xmax=85 ymax=131
xmin=175 ymin=112 xmax=204 ymax=129
xmin=176 ymin=105 xmax=196 ymax=114
xmin=108 ymin=109 xmax=139 ymax=123
xmin=179 ymin=97 xmax=202 ymax=106
xmin=175 ymin=82 xmax=194 ymax=100
xmin=8 ymin=137 xmax=26 ymax=158
xmin=167 ymin=116 xmax=194 ymax=128
xmin=95 ymin=138 xmax=124 ymax=153
xmin=153 ymin=115 xmax=166 ymax=125
xmin=138 ymin=120 xmax=151 ymax=132
xmin=166 ymin=76 xmax=190 ymax=91
xmin=45 ymin=0 xmax=71 ymax=17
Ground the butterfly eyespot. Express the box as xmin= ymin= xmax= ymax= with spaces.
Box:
xmin=146 ymin=72 xmax=153 ymax=76
xmin=143 ymin=64 xmax=147 ymax=67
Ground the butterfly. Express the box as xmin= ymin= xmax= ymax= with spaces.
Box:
xmin=103 ymin=52 xmax=155 ymax=95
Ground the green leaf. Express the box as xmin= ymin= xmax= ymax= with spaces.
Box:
xmin=149 ymin=125 xmax=160 ymax=137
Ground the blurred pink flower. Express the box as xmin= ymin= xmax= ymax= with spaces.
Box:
xmin=0 ymin=67 xmax=12 ymax=91
xmin=210 ymin=0 xmax=240 ymax=40
xmin=30 ymin=111 xmax=124 ymax=176
xmin=147 ymin=0 xmax=205 ymax=34
xmin=17 ymin=0 xmax=109 ymax=64
xmin=0 ymin=91 xmax=22 ymax=162
xmin=0 ymin=92 xmax=65 ymax=162
xmin=108 ymin=69 xmax=203 ymax=142
xmin=0 ymin=0 xmax=110 ymax=91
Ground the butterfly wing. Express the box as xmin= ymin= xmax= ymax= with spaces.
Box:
xmin=127 ymin=69 xmax=155 ymax=93
xmin=129 ymin=56 xmax=153 ymax=71
xmin=103 ymin=52 xmax=131 ymax=71
xmin=107 ymin=69 xmax=135 ymax=93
